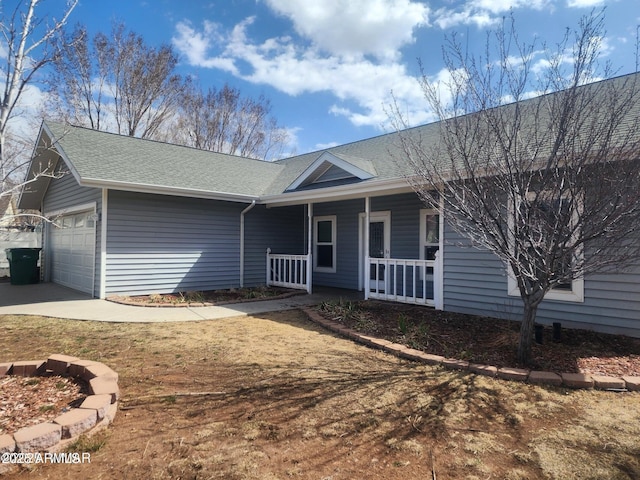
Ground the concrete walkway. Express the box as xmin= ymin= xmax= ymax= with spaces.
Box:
xmin=0 ymin=282 xmax=361 ymax=323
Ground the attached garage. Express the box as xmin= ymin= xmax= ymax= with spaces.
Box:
xmin=48 ymin=209 xmax=96 ymax=295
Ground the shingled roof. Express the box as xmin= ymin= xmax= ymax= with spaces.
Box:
xmin=19 ymin=71 xmax=640 ymax=209
xmin=20 ymin=117 xmax=419 ymax=208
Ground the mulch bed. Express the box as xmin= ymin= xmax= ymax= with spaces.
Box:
xmin=0 ymin=375 xmax=86 ymax=436
xmin=317 ymin=300 xmax=640 ymax=377
xmin=108 ymin=286 xmax=301 ymax=307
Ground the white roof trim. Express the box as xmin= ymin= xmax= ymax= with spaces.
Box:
xmin=79 ymin=178 xmax=259 ymax=203
xmin=18 ymin=123 xmax=80 ymax=210
xmin=285 ymin=151 xmax=376 ymax=191
xmin=263 ymin=178 xmax=413 ymax=207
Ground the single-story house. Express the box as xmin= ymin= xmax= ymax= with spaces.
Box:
xmin=18 ymin=74 xmax=640 ymax=338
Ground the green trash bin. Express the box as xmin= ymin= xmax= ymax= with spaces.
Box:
xmin=5 ymin=248 xmax=41 ymax=285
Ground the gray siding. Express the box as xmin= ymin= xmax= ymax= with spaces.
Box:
xmin=372 ymin=193 xmax=423 ymax=259
xmin=443 ymin=223 xmax=640 ymax=337
xmin=42 ymin=169 xmax=102 ymax=297
xmin=313 ymin=199 xmax=363 ymax=289
xmin=105 ymin=191 xmax=245 ymax=296
xmin=311 ymin=193 xmax=424 ymax=290
xmin=244 ymin=204 xmax=306 ymax=287
xmin=317 ymin=164 xmax=351 ymax=182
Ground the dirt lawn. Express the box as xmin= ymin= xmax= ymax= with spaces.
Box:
xmin=1 ymin=311 xmax=639 ymax=480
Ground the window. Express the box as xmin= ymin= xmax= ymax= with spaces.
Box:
xmin=507 ymin=192 xmax=584 ymax=302
xmin=74 ymin=213 xmax=85 ymax=228
xmin=314 ymin=216 xmax=336 ymax=272
xmin=420 ymin=209 xmax=441 ymax=261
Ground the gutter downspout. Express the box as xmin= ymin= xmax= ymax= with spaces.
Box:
xmin=239 ymin=200 xmax=257 ymax=288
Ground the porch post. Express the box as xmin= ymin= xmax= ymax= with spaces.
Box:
xmin=434 ymin=250 xmax=443 ymax=310
xmin=364 ymin=197 xmax=370 ymax=300
xmin=436 ymin=196 xmax=444 ymax=310
xmin=266 ymin=248 xmax=271 ymax=286
xmin=99 ymin=189 xmax=108 ymax=299
xmin=306 ymin=203 xmax=313 ymax=294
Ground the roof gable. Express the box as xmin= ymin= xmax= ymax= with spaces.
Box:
xmin=285 ymin=151 xmax=377 ymax=191
xmin=20 ymin=121 xmax=287 ymax=207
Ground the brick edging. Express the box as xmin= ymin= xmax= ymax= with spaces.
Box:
xmin=301 ymin=307 xmax=640 ymax=392
xmin=0 ymin=355 xmax=119 ymax=470
xmin=106 ymin=290 xmax=305 ymax=308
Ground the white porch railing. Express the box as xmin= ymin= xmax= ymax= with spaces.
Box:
xmin=266 ymin=248 xmax=311 ymax=293
xmin=366 ymin=254 xmax=442 ymax=309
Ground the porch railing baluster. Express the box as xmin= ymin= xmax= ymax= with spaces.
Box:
xmin=366 ymin=257 xmax=438 ymax=307
xmin=266 ymin=250 xmax=311 ymax=292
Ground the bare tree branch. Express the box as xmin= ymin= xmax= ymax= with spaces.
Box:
xmin=390 ymin=9 xmax=640 ymax=364
xmin=169 ymin=83 xmax=292 ymax=160
xmin=47 ymin=21 xmax=186 ymax=139
xmin=0 ymin=0 xmax=77 ymax=231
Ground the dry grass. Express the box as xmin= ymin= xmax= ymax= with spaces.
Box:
xmin=1 ymin=311 xmax=639 ymax=479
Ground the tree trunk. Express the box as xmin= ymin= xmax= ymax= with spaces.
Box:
xmin=517 ymin=301 xmax=539 ymax=365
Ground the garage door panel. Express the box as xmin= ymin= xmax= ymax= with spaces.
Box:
xmin=50 ymin=210 xmax=95 ymax=295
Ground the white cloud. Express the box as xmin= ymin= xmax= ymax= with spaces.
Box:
xmin=173 ymin=20 xmax=239 ymax=72
xmin=471 ymin=0 xmax=552 ymax=14
xmin=433 ymin=0 xmax=553 ymax=29
xmin=433 ymin=7 xmax=496 ymax=29
xmin=172 ymin=6 xmax=432 ymax=130
xmin=263 ymin=0 xmax=430 ymax=60
xmin=566 ymin=0 xmax=606 ymax=7
xmin=315 ymin=141 xmax=340 ymax=150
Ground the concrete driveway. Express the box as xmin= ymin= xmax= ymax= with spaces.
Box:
xmin=0 ymin=282 xmax=360 ymax=323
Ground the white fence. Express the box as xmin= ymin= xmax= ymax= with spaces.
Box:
xmin=266 ymin=249 xmax=311 ymax=293
xmin=366 ymin=256 xmax=441 ymax=308
xmin=0 ymin=230 xmax=40 ymax=270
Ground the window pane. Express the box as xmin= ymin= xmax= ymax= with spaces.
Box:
xmin=425 ymin=246 xmax=439 ymax=261
xmin=317 ymin=245 xmax=333 ymax=268
xmin=425 ymin=214 xmax=439 ymax=243
xmin=527 ymin=195 xmax=575 ymax=293
xmin=369 ymin=222 xmax=385 ymax=258
xmin=317 ymin=220 xmax=332 ymax=243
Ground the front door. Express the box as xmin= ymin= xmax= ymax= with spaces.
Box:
xmin=359 ymin=211 xmax=390 ymax=291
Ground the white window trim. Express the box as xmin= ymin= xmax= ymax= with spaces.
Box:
xmin=419 ymin=208 xmax=445 ymax=310
xmin=314 ymin=215 xmax=337 ymax=273
xmin=357 ymin=210 xmax=391 ymax=290
xmin=507 ymin=192 xmax=584 ymax=303
xmin=419 ymin=208 xmax=442 ymax=262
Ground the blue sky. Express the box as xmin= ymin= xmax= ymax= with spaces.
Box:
xmin=18 ymin=0 xmax=640 ymax=156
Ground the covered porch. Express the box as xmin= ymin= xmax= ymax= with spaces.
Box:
xmin=263 ymin=192 xmax=443 ymax=309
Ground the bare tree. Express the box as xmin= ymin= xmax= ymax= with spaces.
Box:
xmin=391 ymin=11 xmax=640 ymax=363
xmin=48 ymin=24 xmax=290 ymax=159
xmin=48 ymin=22 xmax=185 ymax=139
xmin=0 ymin=0 xmax=77 ymax=197
xmin=47 ymin=25 xmax=109 ymax=131
xmin=171 ymin=83 xmax=291 ymax=160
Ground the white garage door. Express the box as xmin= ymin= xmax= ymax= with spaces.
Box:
xmin=49 ymin=210 xmax=96 ymax=295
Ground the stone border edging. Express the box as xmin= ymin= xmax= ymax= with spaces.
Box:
xmin=106 ymin=290 xmax=305 ymax=308
xmin=0 ymin=354 xmax=119 ymax=471
xmin=301 ymin=307 xmax=640 ymax=393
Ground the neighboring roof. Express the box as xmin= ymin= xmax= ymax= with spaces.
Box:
xmin=0 ymin=193 xmax=16 ymax=225
xmin=0 ymin=193 xmax=14 ymax=216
